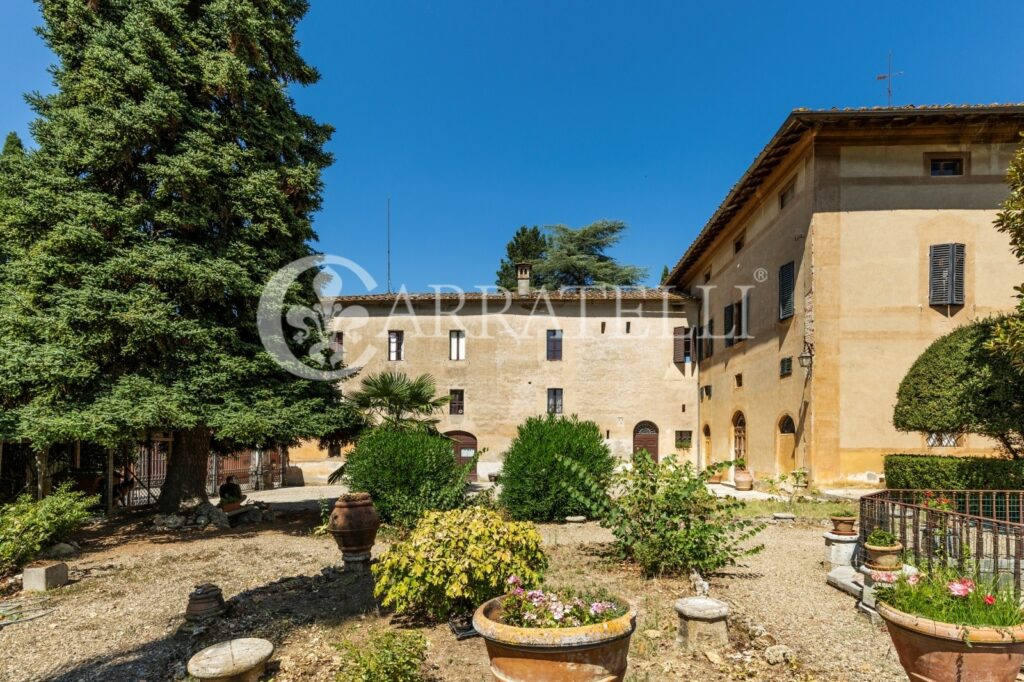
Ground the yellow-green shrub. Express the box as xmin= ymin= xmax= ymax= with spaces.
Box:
xmin=372 ymin=507 xmax=548 ymax=620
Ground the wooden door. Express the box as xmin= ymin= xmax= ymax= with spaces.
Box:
xmin=445 ymin=431 xmax=478 ymax=482
xmin=632 ymin=421 xmax=659 ymax=462
xmin=776 ymin=416 xmax=796 ymax=475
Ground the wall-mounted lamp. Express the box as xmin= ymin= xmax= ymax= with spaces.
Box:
xmin=798 ymin=343 xmax=814 ymax=370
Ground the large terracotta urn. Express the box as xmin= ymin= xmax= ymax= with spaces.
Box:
xmin=733 ymin=468 xmax=753 ymax=491
xmin=328 ymin=493 xmax=380 ymax=559
xmin=877 ymin=601 xmax=1024 ymax=682
xmin=473 ymin=594 xmax=637 ymax=682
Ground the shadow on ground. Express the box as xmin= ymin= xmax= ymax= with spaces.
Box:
xmin=45 ymin=567 xmax=380 ymax=682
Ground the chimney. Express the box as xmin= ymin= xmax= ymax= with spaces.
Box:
xmin=515 ymin=262 xmax=532 ymax=296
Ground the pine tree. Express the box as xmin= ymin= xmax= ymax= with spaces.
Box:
xmin=0 ymin=0 xmax=355 ymax=510
xmin=534 ymin=220 xmax=647 ymax=288
xmin=495 ymin=225 xmax=548 ymax=290
xmin=660 ymin=264 xmax=670 ymax=284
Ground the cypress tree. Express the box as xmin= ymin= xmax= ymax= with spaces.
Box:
xmin=0 ymin=0 xmax=354 ymax=510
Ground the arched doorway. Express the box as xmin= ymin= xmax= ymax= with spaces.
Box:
xmin=633 ymin=421 xmax=659 ymax=462
xmin=776 ymin=415 xmax=796 ymax=475
xmin=444 ymin=431 xmax=478 ymax=482
xmin=731 ymin=412 xmax=747 ymax=464
xmin=703 ymin=424 xmax=720 ymax=482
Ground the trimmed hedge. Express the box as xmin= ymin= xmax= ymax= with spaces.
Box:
xmin=884 ymin=454 xmax=1024 ymax=490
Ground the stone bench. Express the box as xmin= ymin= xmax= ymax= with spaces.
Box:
xmin=187 ymin=638 xmax=273 ymax=682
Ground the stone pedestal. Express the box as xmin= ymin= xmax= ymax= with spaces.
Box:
xmin=23 ymin=562 xmax=68 ymax=592
xmin=823 ymin=532 xmax=858 ymax=568
xmin=674 ymin=597 xmax=729 ymax=651
xmin=342 ymin=551 xmax=372 ymax=575
xmin=188 ymin=638 xmax=273 ymax=682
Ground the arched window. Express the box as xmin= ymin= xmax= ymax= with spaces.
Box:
xmin=779 ymin=415 xmax=796 ymax=434
xmin=633 ymin=421 xmax=659 ymax=462
xmin=732 ymin=412 xmax=746 ymax=462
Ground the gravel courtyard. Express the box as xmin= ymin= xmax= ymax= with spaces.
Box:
xmin=0 ymin=500 xmax=904 ymax=681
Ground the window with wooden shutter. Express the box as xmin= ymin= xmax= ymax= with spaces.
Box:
xmin=929 ymin=243 xmax=966 ymax=306
xmin=696 ymin=326 xmax=704 ymax=361
xmin=736 ymin=295 xmax=748 ymax=342
xmin=724 ymin=304 xmax=734 ymax=348
xmin=705 ymin=319 xmax=714 ymax=358
xmin=779 ymin=261 xmax=795 ymax=320
xmin=673 ymin=326 xmax=691 ymax=363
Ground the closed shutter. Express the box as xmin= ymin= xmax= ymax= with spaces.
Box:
xmin=706 ymin=319 xmax=714 ymax=358
xmin=930 ymin=244 xmax=966 ymax=305
xmin=779 ymin=261 xmax=795 ymax=320
xmin=724 ymin=304 xmax=734 ymax=348
xmin=696 ymin=326 xmax=704 ymax=361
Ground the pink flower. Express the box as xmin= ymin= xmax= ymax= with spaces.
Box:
xmin=907 ymin=573 xmax=921 ymax=586
xmin=985 ymin=594 xmax=996 ymax=606
xmin=871 ymin=571 xmax=898 ymax=584
xmin=947 ymin=578 xmax=975 ymax=598
xmin=507 ymin=575 xmax=522 ymax=587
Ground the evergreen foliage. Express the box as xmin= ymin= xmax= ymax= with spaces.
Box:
xmin=495 ymin=225 xmax=548 ymax=290
xmin=990 ymin=137 xmax=1024 ymax=370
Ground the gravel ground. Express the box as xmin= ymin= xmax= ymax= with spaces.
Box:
xmin=0 ymin=511 xmax=905 ymax=681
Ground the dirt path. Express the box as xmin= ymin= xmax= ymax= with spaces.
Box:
xmin=0 ymin=513 xmax=904 ymax=681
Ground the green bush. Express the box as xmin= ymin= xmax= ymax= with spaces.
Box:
xmin=344 ymin=428 xmax=475 ymax=526
xmin=562 ymin=451 xmax=764 ymax=577
xmin=336 ymin=629 xmax=427 ymax=682
xmin=372 ymin=507 xmax=548 ymax=620
xmin=884 ymin=454 xmax=1024 ymax=490
xmin=0 ymin=483 xmax=98 ymax=574
xmin=498 ymin=415 xmax=616 ymax=521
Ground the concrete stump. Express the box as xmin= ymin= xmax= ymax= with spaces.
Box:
xmin=675 ymin=597 xmax=729 ymax=651
xmin=188 ymin=638 xmax=273 ymax=682
xmin=823 ymin=531 xmax=858 ymax=568
xmin=23 ymin=562 xmax=68 ymax=592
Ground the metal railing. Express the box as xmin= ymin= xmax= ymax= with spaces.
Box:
xmin=859 ymin=489 xmax=1024 ymax=596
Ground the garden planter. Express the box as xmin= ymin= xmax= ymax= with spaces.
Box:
xmin=328 ymin=493 xmax=380 ymax=556
xmin=829 ymin=516 xmax=857 ymax=536
xmin=219 ymin=500 xmax=242 ymax=513
xmin=733 ymin=469 xmax=753 ymax=491
xmin=877 ymin=601 xmax=1024 ymax=682
xmin=473 ymin=594 xmax=637 ymax=682
xmin=864 ymin=542 xmax=903 ymax=571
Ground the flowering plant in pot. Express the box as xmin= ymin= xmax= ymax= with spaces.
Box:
xmin=874 ymin=566 xmax=1024 ymax=682
xmin=864 ymin=528 xmax=902 ymax=571
xmin=473 ymin=575 xmax=637 ymax=682
xmin=828 ymin=505 xmax=857 ymax=536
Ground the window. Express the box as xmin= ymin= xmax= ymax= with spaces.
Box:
xmin=601 ymin=321 xmax=606 ymax=334
xmin=546 ymin=330 xmax=563 ymax=360
xmin=734 ymin=373 xmax=743 ymax=388
xmin=929 ymin=243 xmax=966 ymax=306
xmin=673 ymin=326 xmax=692 ymax=363
xmin=779 ymin=261 xmax=795 ymax=320
xmin=779 ymin=180 xmax=796 ymax=209
xmin=626 ymin=321 xmax=631 ymax=334
xmin=927 ymin=432 xmax=961 ymax=448
xmin=724 ymin=298 xmax=747 ymax=348
xmin=704 ymin=319 xmax=714 ymax=358
xmin=675 ymin=430 xmax=693 ymax=449
xmin=724 ymin=304 xmax=734 ymax=348
xmin=734 ymin=234 xmax=745 ymax=253
xmin=328 ymin=331 xmax=343 ymax=355
xmin=449 ymin=330 xmax=466 ymax=360
xmin=449 ymin=389 xmax=465 ymax=415
xmin=680 ymin=404 xmax=686 ymax=413
xmin=701 ymin=385 xmax=712 ymax=400
xmin=732 ymin=413 xmax=746 ymax=461
xmin=547 ymin=388 xmax=563 ymax=414
xmin=780 ymin=356 xmax=793 ymax=377
xmin=703 ymin=270 xmax=711 ymax=284
xmin=929 ymin=157 xmax=965 ymax=177
xmin=387 ymin=330 xmax=404 ymax=361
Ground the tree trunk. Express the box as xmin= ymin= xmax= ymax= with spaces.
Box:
xmin=157 ymin=427 xmax=211 ymax=512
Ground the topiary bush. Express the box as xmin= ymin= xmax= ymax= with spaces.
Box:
xmin=561 ymin=451 xmax=764 ymax=577
xmin=0 ymin=483 xmax=98 ymax=575
xmin=372 ymin=507 xmax=548 ymax=620
xmin=498 ymin=414 xmax=616 ymax=521
xmin=336 ymin=628 xmax=428 ymax=682
xmin=884 ymin=454 xmax=1024 ymax=490
xmin=344 ymin=427 xmax=475 ymax=527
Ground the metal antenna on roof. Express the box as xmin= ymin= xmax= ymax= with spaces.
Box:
xmin=386 ymin=197 xmax=392 ymax=294
xmin=876 ymin=52 xmax=903 ymax=107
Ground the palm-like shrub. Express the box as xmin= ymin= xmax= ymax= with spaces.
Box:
xmin=347 ymin=372 xmax=449 ymax=430
xmin=498 ymin=415 xmax=616 ymax=521
xmin=343 ymin=428 xmax=473 ymax=526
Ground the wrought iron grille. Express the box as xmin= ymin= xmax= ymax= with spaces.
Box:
xmin=859 ymin=489 xmax=1024 ymax=596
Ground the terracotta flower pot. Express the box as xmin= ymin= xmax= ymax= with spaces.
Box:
xmin=328 ymin=493 xmax=380 ymax=556
xmin=877 ymin=601 xmax=1024 ymax=682
xmin=220 ymin=500 xmax=242 ymax=513
xmin=473 ymin=594 xmax=637 ymax=682
xmin=733 ymin=468 xmax=753 ymax=491
xmin=864 ymin=542 xmax=903 ymax=571
xmin=829 ymin=516 xmax=857 ymax=536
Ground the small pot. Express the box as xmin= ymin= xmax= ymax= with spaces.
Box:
xmin=473 ymin=594 xmax=637 ymax=682
xmin=878 ymin=601 xmax=1024 ymax=682
xmin=829 ymin=516 xmax=857 ymax=536
xmin=220 ymin=500 xmax=242 ymax=513
xmin=865 ymin=542 xmax=903 ymax=571
xmin=733 ymin=468 xmax=753 ymax=491
xmin=328 ymin=493 xmax=381 ymax=557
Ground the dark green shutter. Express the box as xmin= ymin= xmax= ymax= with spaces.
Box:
xmin=724 ymin=304 xmax=734 ymax=347
xmin=779 ymin=261 xmax=795 ymax=320
xmin=929 ymin=243 xmax=966 ymax=305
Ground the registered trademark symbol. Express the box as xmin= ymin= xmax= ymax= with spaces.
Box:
xmin=754 ymin=267 xmax=768 ymax=283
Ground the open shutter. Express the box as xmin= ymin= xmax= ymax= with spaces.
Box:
xmin=723 ymin=304 xmax=734 ymax=347
xmin=951 ymin=243 xmax=966 ymax=305
xmin=673 ymin=326 xmax=689 ymax=363
xmin=779 ymin=261 xmax=795 ymax=320
xmin=706 ymin=319 xmax=714 ymax=358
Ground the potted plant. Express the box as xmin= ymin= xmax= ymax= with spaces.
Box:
xmin=473 ymin=576 xmax=637 ymax=682
xmin=864 ymin=528 xmax=902 ymax=570
xmin=829 ymin=505 xmax=857 ymax=536
xmin=874 ymin=568 xmax=1024 ymax=682
xmin=733 ymin=459 xmax=753 ymax=491
xmin=218 ymin=496 xmax=243 ymax=513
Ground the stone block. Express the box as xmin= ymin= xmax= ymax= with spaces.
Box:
xmin=823 ymin=531 xmax=858 ymax=568
xmin=675 ymin=596 xmax=729 ymax=651
xmin=188 ymin=638 xmax=273 ymax=682
xmin=23 ymin=562 xmax=69 ymax=592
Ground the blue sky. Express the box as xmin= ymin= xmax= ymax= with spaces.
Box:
xmin=1 ymin=1 xmax=1022 ymax=293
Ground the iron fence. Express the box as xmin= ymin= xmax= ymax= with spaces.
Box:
xmin=859 ymin=489 xmax=1024 ymax=596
